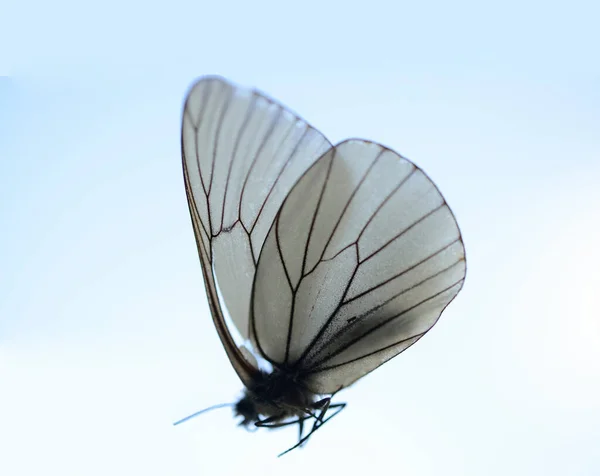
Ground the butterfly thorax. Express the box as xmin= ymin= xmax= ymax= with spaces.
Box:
xmin=234 ymin=369 xmax=316 ymax=426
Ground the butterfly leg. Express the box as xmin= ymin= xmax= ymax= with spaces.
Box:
xmin=298 ymin=416 xmax=304 ymax=442
xmin=311 ymin=387 xmax=346 ymax=427
xmin=294 ymin=399 xmax=328 ymax=448
xmin=278 ymin=401 xmax=347 ymax=457
xmin=254 ymin=414 xmax=285 ymax=428
xmin=255 ymin=414 xmax=312 ymax=429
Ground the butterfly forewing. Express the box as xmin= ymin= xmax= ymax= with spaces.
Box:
xmin=182 ymin=77 xmax=332 ymax=383
xmin=250 ymin=139 xmax=466 ymax=394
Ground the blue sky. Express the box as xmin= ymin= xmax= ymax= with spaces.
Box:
xmin=2 ymin=0 xmax=599 ymax=475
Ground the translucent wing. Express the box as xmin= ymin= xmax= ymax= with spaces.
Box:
xmin=182 ymin=76 xmax=332 ymax=384
xmin=251 ymin=139 xmax=466 ymax=394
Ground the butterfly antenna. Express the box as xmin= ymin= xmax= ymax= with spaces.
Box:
xmin=173 ymin=403 xmax=235 ymax=426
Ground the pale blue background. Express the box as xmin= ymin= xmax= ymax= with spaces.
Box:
xmin=2 ymin=0 xmax=599 ymax=474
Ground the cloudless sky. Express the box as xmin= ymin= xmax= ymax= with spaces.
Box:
xmin=2 ymin=1 xmax=599 ymax=475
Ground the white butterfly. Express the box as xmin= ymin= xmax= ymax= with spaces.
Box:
xmin=177 ymin=76 xmax=466 ymax=456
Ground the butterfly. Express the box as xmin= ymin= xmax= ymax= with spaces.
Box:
xmin=177 ymin=76 xmax=466 ymax=456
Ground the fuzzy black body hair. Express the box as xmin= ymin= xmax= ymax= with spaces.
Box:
xmin=234 ymin=369 xmax=345 ymax=456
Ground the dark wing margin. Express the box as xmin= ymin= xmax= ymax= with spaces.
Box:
xmin=251 ymin=139 xmax=466 ymax=394
xmin=183 ymin=160 xmax=257 ymax=385
xmin=181 ymin=76 xmax=332 ymax=385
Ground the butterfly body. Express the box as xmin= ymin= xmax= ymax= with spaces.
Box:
xmin=234 ymin=368 xmax=315 ymax=426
